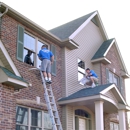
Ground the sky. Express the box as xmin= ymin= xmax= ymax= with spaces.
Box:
xmin=2 ymin=0 xmax=130 ymax=122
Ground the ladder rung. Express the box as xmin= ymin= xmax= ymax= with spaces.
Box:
xmin=50 ymin=102 xmax=54 ymax=105
xmin=52 ymin=109 xmax=57 ymax=112
xmin=46 ymin=89 xmax=51 ymax=92
xmin=56 ymin=124 xmax=60 ymax=126
xmin=54 ymin=116 xmax=58 ymax=119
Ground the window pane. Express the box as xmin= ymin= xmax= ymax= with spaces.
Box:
xmin=31 ymin=110 xmax=42 ymax=127
xmin=16 ymin=125 xmax=28 ymax=130
xmin=31 ymin=127 xmax=42 ymax=130
xmin=24 ymin=33 xmax=35 ymax=51
xmin=16 ymin=106 xmax=28 ymax=125
xmin=114 ymin=75 xmax=119 ymax=86
xmin=114 ymin=123 xmax=119 ymax=130
xmin=109 ymin=72 xmax=113 ymax=83
xmin=75 ymin=109 xmax=89 ymax=118
xmin=78 ymin=59 xmax=85 ymax=69
xmin=37 ymin=41 xmax=46 ymax=68
xmin=24 ymin=49 xmax=34 ymax=66
xmin=110 ymin=122 xmax=114 ymax=130
xmin=44 ymin=113 xmax=52 ymax=129
xmin=78 ymin=72 xmax=84 ymax=81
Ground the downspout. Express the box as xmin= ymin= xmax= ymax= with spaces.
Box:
xmin=0 ymin=4 xmax=8 ymax=38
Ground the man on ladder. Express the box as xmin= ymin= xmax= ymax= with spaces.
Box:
xmin=38 ymin=44 xmax=54 ymax=84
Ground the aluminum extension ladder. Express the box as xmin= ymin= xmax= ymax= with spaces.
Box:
xmin=39 ymin=69 xmax=63 ymax=130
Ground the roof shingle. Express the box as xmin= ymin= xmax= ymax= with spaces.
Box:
xmin=0 ymin=66 xmax=28 ymax=83
xmin=91 ymin=39 xmax=114 ymax=60
xmin=58 ymin=83 xmax=113 ymax=101
xmin=49 ymin=12 xmax=96 ymax=40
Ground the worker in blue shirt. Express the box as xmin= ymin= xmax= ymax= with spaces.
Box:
xmin=38 ymin=44 xmax=54 ymax=84
xmin=86 ymin=68 xmax=98 ymax=88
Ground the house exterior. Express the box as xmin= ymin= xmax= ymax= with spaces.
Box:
xmin=0 ymin=2 xmax=130 ymax=130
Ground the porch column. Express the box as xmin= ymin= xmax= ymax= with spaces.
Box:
xmin=95 ymin=101 xmax=104 ymax=130
xmin=118 ymin=110 xmax=126 ymax=130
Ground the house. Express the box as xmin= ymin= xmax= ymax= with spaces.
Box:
xmin=0 ymin=2 xmax=130 ymax=130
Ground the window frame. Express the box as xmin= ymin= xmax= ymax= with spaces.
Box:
xmin=110 ymin=122 xmax=119 ymax=130
xmin=16 ymin=105 xmax=52 ymax=130
xmin=108 ymin=71 xmax=120 ymax=87
xmin=23 ymin=31 xmax=49 ymax=68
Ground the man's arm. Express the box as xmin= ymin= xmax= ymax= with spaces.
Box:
xmin=51 ymin=55 xmax=54 ymax=64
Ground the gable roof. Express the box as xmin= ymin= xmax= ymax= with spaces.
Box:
xmin=0 ymin=66 xmax=27 ymax=83
xmin=59 ymin=83 xmax=113 ymax=101
xmin=49 ymin=12 xmax=95 ymax=40
xmin=91 ymin=38 xmax=129 ymax=77
xmin=92 ymin=38 xmax=114 ymax=60
xmin=0 ymin=40 xmax=20 ymax=76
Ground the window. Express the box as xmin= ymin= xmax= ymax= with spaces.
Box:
xmin=23 ymin=33 xmax=48 ymax=67
xmin=78 ymin=59 xmax=85 ymax=84
xmin=16 ymin=106 xmax=52 ymax=130
xmin=17 ymin=25 xmax=48 ymax=68
xmin=110 ymin=122 xmax=119 ymax=130
xmin=106 ymin=69 xmax=119 ymax=86
xmin=17 ymin=25 xmax=57 ymax=74
xmin=75 ymin=109 xmax=91 ymax=130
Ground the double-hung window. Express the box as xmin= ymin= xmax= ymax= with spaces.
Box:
xmin=108 ymin=71 xmax=119 ymax=86
xmin=17 ymin=25 xmax=57 ymax=75
xmin=105 ymin=68 xmax=126 ymax=96
xmin=78 ymin=59 xmax=85 ymax=83
xmin=110 ymin=122 xmax=119 ymax=130
xmin=16 ymin=106 xmax=52 ymax=130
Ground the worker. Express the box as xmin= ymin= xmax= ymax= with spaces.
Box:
xmin=24 ymin=50 xmax=34 ymax=66
xmin=38 ymin=44 xmax=54 ymax=84
xmin=85 ymin=68 xmax=98 ymax=88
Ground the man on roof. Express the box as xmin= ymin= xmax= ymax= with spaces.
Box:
xmin=79 ymin=68 xmax=98 ymax=88
xmin=86 ymin=68 xmax=98 ymax=88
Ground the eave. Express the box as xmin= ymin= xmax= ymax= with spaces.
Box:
xmin=0 ymin=2 xmax=78 ymax=50
xmin=91 ymin=57 xmax=111 ymax=64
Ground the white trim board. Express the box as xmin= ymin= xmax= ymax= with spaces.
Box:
xmin=69 ymin=11 xmax=97 ymax=39
xmin=0 ymin=40 xmax=20 ymax=76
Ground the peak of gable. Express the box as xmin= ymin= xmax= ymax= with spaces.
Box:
xmin=49 ymin=11 xmax=96 ymax=40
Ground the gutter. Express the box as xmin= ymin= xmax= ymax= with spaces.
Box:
xmin=0 ymin=2 xmax=78 ymax=50
xmin=0 ymin=2 xmax=8 ymax=17
xmin=0 ymin=3 xmax=8 ymax=37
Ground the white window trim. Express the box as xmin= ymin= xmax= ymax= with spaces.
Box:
xmin=24 ymin=31 xmax=50 ymax=68
xmin=78 ymin=58 xmax=86 ymax=86
xmin=16 ymin=105 xmax=51 ymax=130
xmin=110 ymin=122 xmax=119 ymax=130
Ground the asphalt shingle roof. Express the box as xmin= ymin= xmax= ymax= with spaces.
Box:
xmin=49 ymin=12 xmax=96 ymax=40
xmin=0 ymin=66 xmax=28 ymax=83
xmin=91 ymin=38 xmax=114 ymax=60
xmin=59 ymin=83 xmax=113 ymax=101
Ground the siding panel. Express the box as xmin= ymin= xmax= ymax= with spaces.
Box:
xmin=66 ymin=21 xmax=104 ymax=96
xmin=105 ymin=90 xmax=118 ymax=104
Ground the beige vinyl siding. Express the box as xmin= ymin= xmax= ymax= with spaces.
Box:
xmin=105 ymin=90 xmax=118 ymax=104
xmin=67 ymin=106 xmax=73 ymax=130
xmin=93 ymin=63 xmax=101 ymax=85
xmin=66 ymin=21 xmax=104 ymax=96
xmin=61 ymin=48 xmax=67 ymax=97
xmin=62 ymin=106 xmax=67 ymax=130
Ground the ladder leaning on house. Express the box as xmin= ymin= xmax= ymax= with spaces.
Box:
xmin=30 ymin=68 xmax=63 ymax=130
